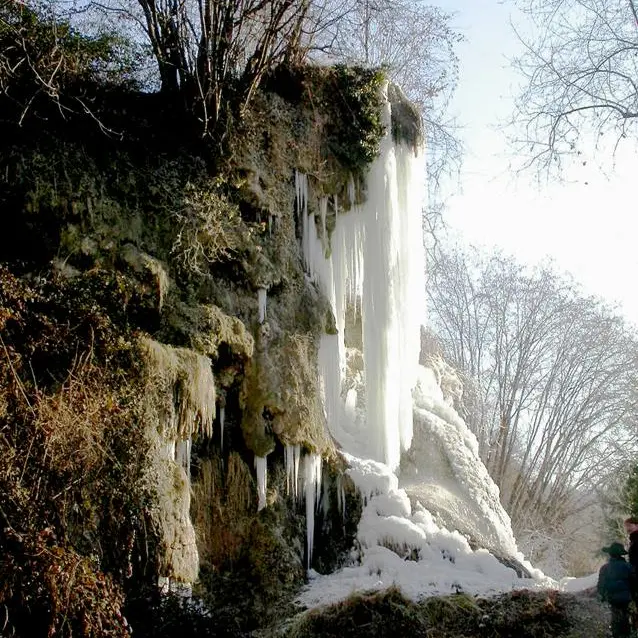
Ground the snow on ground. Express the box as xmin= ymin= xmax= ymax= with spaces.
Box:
xmin=298 ymin=450 xmax=554 ymax=608
xmin=560 ymin=573 xmax=598 ymax=592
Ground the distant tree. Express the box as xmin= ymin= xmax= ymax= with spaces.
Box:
xmin=427 ymin=246 xmax=638 ymax=536
xmin=622 ymin=464 xmax=638 ymax=519
xmin=511 ymin=0 xmax=638 ymax=174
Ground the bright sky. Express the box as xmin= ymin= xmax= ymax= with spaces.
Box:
xmin=434 ymin=0 xmax=638 ymax=326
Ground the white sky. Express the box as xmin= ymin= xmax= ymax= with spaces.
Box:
xmin=433 ymin=0 xmax=638 ymax=326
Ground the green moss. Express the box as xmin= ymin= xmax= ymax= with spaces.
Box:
xmin=240 ymin=356 xmax=277 ymax=457
xmin=388 ymin=84 xmax=424 ymax=152
xmin=323 ymin=65 xmax=386 ymax=176
xmin=165 ymin=301 xmax=254 ymax=360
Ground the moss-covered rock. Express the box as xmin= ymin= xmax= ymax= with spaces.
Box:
xmin=0 ymin=42 xmax=401 ymax=634
xmin=286 ymin=587 xmax=571 ymax=638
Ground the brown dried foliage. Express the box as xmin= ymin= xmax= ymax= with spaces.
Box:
xmin=0 ymin=266 xmax=151 ymax=637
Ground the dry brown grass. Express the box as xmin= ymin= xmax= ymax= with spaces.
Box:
xmin=0 ymin=266 xmax=156 ymax=636
xmin=36 ymin=353 xmax=113 ymax=478
xmin=0 ymin=348 xmax=143 ymax=637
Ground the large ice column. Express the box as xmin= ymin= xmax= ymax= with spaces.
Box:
xmin=300 ymin=84 xmax=426 ymax=470
xmin=304 ymin=453 xmax=322 ymax=569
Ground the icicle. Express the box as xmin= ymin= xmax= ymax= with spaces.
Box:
xmin=175 ymin=437 xmax=191 ymax=479
xmin=254 ymin=455 xmax=268 ymax=511
xmin=322 ymin=470 xmax=330 ymax=517
xmin=335 ymin=474 xmax=347 ymax=523
xmin=219 ymin=406 xmax=225 ymax=453
xmin=296 ymin=171 xmax=310 ymax=273
xmin=258 ymin=287 xmax=267 ymax=324
xmin=347 ymin=175 xmax=356 ymax=208
xmin=285 ymin=444 xmax=301 ymax=500
xmin=320 ymin=197 xmax=328 ymax=255
xmin=341 ymin=480 xmax=346 ymax=523
xmin=304 ymin=454 xmax=322 ymax=569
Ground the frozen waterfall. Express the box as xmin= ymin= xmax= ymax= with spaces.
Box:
xmin=299 ymin=92 xmax=425 ymax=470
xmin=296 ymin=84 xmax=551 ymax=605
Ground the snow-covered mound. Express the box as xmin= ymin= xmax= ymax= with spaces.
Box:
xmin=401 ymin=363 xmax=517 ymax=558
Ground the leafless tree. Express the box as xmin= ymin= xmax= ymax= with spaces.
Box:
xmin=511 ymin=0 xmax=638 ymax=175
xmin=427 ymin=246 xmax=638 ymax=534
xmin=42 ymin=0 xmax=313 ymax=134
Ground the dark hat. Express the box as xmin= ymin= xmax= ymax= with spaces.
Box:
xmin=602 ymin=542 xmax=628 ymax=557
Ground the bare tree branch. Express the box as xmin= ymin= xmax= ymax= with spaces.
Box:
xmin=511 ymin=0 xmax=638 ymax=176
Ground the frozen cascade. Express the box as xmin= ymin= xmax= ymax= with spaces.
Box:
xmin=254 ymin=455 xmax=268 ymax=511
xmin=304 ymin=454 xmax=322 ymax=569
xmin=258 ymin=287 xmax=267 ymax=324
xmin=300 ymin=87 xmax=424 ymax=469
xmin=296 ymin=86 xmax=552 ymax=609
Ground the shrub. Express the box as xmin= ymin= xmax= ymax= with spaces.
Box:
xmin=0 ymin=0 xmax=138 ymax=122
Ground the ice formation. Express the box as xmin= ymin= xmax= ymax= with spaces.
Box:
xmin=304 ymin=454 xmax=323 ymax=568
xmin=258 ymin=287 xmax=267 ymax=324
xmin=285 ymin=444 xmax=302 ymax=501
xmin=299 ymin=89 xmax=425 ymax=470
xmin=296 ymin=84 xmax=553 ymax=607
xmin=255 ymin=455 xmax=268 ymax=511
xmin=219 ymin=406 xmax=225 ymax=454
xmin=283 ymin=445 xmax=324 ymax=567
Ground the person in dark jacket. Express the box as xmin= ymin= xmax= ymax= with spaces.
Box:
xmin=624 ymin=517 xmax=638 ymax=630
xmin=598 ymin=542 xmax=637 ymax=638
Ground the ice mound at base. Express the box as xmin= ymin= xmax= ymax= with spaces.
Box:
xmin=401 ymin=363 xmax=518 ymax=558
xmin=296 ymin=364 xmax=554 ymax=609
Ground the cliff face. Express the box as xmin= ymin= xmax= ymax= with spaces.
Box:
xmin=0 ymin=60 xmax=411 ymax=635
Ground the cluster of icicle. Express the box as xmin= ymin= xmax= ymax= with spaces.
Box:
xmin=253 ymin=284 xmax=331 ymax=567
xmin=254 ymin=445 xmax=329 ymax=569
xmin=297 ymin=84 xmax=426 ymax=471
